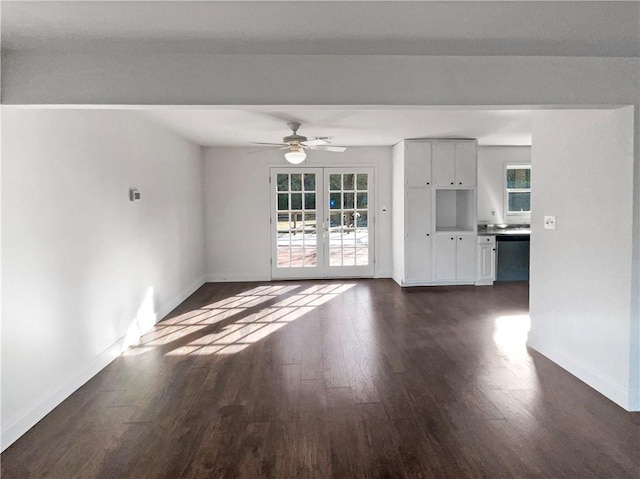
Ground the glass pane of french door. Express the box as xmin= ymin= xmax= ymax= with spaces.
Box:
xmin=271 ymin=168 xmax=323 ymax=279
xmin=271 ymin=167 xmax=374 ymax=279
xmin=324 ymin=168 xmax=374 ymax=277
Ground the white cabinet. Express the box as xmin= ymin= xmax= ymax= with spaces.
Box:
xmin=454 ymin=142 xmax=477 ymax=186
xmin=456 ymin=235 xmax=477 ymax=279
xmin=405 ymin=141 xmax=432 ymax=186
xmin=435 ymin=234 xmax=477 ymax=281
xmin=392 ymin=138 xmax=478 ymax=287
xmin=392 ymin=140 xmax=433 ymax=285
xmin=433 ymin=142 xmax=456 ymax=186
xmin=405 ymin=187 xmax=432 ymax=281
xmin=404 ymin=142 xmax=432 ymax=282
xmin=433 ymin=140 xmax=477 ymax=187
xmin=476 ymin=236 xmax=496 ymax=285
xmin=434 ymin=235 xmax=457 ymax=280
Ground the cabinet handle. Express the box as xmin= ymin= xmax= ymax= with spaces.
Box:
xmin=459 ymin=182 xmax=462 ymax=185
xmin=459 ymin=237 xmax=462 ymax=240
xmin=450 ymin=182 xmax=454 ymax=185
xmin=426 ymin=182 xmax=430 ymax=185
xmin=492 ymin=248 xmax=496 ymax=251
xmin=426 ymin=233 xmax=430 ymax=237
xmin=450 ymin=237 xmax=454 ymax=240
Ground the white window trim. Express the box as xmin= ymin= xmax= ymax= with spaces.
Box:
xmin=504 ymin=163 xmax=531 ymax=217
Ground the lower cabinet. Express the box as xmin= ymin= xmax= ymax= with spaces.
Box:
xmin=406 ymin=234 xmax=432 ymax=282
xmin=405 ymin=187 xmax=432 ymax=282
xmin=434 ymin=234 xmax=476 ymax=282
xmin=476 ymin=235 xmax=496 ymax=285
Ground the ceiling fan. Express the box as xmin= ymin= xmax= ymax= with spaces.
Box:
xmin=252 ymin=122 xmax=347 ymax=164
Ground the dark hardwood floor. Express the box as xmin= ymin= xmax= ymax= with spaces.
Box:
xmin=2 ymin=280 xmax=639 ymax=478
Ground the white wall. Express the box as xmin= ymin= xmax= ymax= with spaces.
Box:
xmin=203 ymin=146 xmax=392 ymax=281
xmin=528 ymin=108 xmax=636 ymax=410
xmin=477 ymin=146 xmax=531 ymax=225
xmin=391 ymin=142 xmax=405 ymax=284
xmin=1 ymin=109 xmax=205 ymax=450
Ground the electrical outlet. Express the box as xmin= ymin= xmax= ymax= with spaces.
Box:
xmin=491 ymin=209 xmax=496 ymax=217
xmin=544 ymin=215 xmax=556 ymax=230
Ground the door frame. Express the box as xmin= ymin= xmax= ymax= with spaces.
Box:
xmin=270 ymin=166 xmax=375 ymax=280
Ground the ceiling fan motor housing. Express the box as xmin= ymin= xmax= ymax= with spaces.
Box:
xmin=283 ymin=122 xmax=307 ymax=144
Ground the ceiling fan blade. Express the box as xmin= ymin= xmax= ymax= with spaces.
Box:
xmin=302 ymin=138 xmax=331 ymax=146
xmin=309 ymin=145 xmax=347 ymax=153
xmin=250 ymin=142 xmax=288 ymax=147
xmin=246 ymin=146 xmax=289 ymax=155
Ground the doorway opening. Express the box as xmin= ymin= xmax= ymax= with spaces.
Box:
xmin=270 ymin=167 xmax=375 ymax=279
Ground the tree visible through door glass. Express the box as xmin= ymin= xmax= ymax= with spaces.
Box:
xmin=343 ymin=174 xmax=354 ymax=190
xmin=277 ymin=194 xmax=288 ymax=210
xmin=304 ymin=174 xmax=315 ymax=191
xmin=329 ymin=174 xmax=341 ymax=190
xmin=357 ymin=193 xmax=367 ymax=208
xmin=357 ymin=174 xmax=368 ymax=190
xmin=277 ymin=174 xmax=289 ymax=191
xmin=275 ymin=172 xmax=318 ymax=269
xmin=290 ymin=174 xmax=302 ymax=191
xmin=272 ymin=168 xmax=373 ymax=276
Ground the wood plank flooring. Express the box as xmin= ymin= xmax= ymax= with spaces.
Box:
xmin=2 ymin=280 xmax=639 ymax=478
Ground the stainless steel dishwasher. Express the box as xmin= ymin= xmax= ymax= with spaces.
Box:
xmin=495 ymin=233 xmax=530 ymax=281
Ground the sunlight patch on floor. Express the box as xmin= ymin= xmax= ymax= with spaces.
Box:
xmin=123 ymin=283 xmax=355 ymax=357
xmin=493 ymin=314 xmax=530 ymax=355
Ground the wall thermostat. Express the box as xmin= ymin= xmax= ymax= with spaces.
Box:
xmin=129 ymin=188 xmax=141 ymax=201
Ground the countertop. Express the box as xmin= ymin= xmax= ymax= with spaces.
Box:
xmin=477 ymin=225 xmax=531 ymax=236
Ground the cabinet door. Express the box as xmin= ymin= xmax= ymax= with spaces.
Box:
xmin=455 ymin=142 xmax=477 ymax=186
xmin=434 ymin=235 xmax=456 ymax=280
xmin=456 ymin=235 xmax=477 ymax=280
xmin=405 ymin=142 xmax=432 ymax=187
xmin=477 ymin=244 xmax=496 ymax=281
xmin=433 ymin=142 xmax=456 ymax=187
xmin=405 ymin=187 xmax=431 ymax=281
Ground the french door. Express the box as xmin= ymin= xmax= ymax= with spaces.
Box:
xmin=270 ymin=167 xmax=374 ymax=279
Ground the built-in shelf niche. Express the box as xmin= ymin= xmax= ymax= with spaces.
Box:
xmin=435 ymin=189 xmax=475 ymax=232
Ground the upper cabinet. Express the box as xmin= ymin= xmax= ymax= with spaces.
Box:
xmin=405 ymin=141 xmax=432 ymax=186
xmin=454 ymin=142 xmax=477 ymax=186
xmin=433 ymin=142 xmax=456 ymax=186
xmin=433 ymin=140 xmax=477 ymax=187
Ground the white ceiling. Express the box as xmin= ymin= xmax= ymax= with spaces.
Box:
xmin=139 ymin=108 xmax=533 ymax=146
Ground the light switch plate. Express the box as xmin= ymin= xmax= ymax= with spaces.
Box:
xmin=544 ymin=215 xmax=556 ymax=230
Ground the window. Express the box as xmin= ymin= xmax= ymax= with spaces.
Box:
xmin=505 ymin=165 xmax=531 ymax=215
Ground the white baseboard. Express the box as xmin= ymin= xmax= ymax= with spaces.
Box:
xmin=205 ymin=274 xmax=271 ymax=283
xmin=630 ymin=387 xmax=640 ymax=411
xmin=1 ymin=335 xmax=126 ymax=452
xmin=399 ymin=279 xmax=476 ymax=287
xmin=527 ymin=334 xmax=637 ymax=411
xmin=206 ymin=274 xmax=393 ymax=283
xmin=157 ymin=276 xmax=206 ymax=321
xmin=375 ymin=270 xmax=393 ymax=279
xmin=1 ymin=276 xmax=207 ymax=452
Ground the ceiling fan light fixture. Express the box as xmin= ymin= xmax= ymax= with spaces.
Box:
xmin=284 ymin=146 xmax=306 ymax=164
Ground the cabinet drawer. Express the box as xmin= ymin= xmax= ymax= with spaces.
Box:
xmin=477 ymin=235 xmax=496 ymax=246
